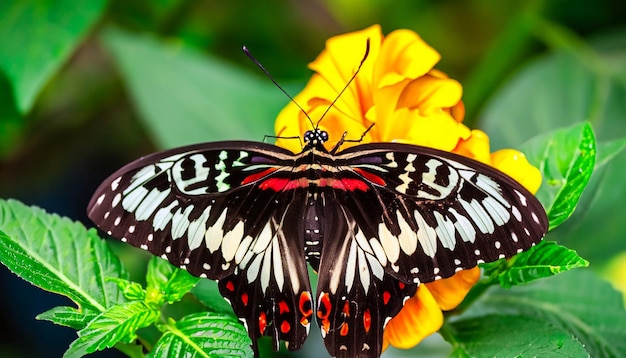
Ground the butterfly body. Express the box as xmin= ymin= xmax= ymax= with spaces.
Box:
xmin=88 ymin=129 xmax=548 ymax=357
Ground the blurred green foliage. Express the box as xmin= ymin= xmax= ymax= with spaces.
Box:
xmin=0 ymin=0 xmax=625 ymax=357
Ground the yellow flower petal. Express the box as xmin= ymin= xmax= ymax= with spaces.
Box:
xmin=374 ymin=29 xmax=440 ymax=89
xmin=425 ymin=267 xmax=481 ymax=311
xmin=382 ymin=285 xmax=443 ymax=350
xmin=397 ymin=74 xmax=463 ymax=114
xmin=453 ymin=129 xmax=492 ymax=164
xmin=491 ymin=149 xmax=542 ymax=194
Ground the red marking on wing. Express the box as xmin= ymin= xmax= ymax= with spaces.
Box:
xmin=259 ymin=311 xmax=267 ymax=334
xmin=317 ymin=292 xmax=332 ymax=335
xmin=241 ymin=292 xmax=249 ymax=306
xmin=241 ymin=168 xmax=277 ymax=185
xmin=280 ymin=320 xmax=291 ymax=334
xmin=279 ymin=300 xmax=290 ymax=314
xmin=398 ymin=282 xmax=405 ymax=289
xmin=340 ymin=178 xmax=369 ymax=191
xmin=225 ymin=281 xmax=235 ymax=292
xmin=299 ymin=291 xmax=313 ymax=326
xmin=340 ymin=323 xmax=349 ymax=336
xmin=354 ymin=168 xmax=386 ymax=186
xmin=259 ymin=177 xmax=290 ymax=191
xmin=363 ymin=309 xmax=371 ymax=333
xmin=342 ymin=301 xmax=351 ymax=316
xmin=383 ymin=291 xmax=391 ymax=305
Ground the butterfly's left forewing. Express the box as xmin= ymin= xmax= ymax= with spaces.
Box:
xmin=87 ymin=141 xmax=313 ymax=351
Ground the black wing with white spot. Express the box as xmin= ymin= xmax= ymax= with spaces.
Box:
xmin=335 ymin=142 xmax=549 ymax=285
xmin=87 ymin=141 xmax=314 ymax=352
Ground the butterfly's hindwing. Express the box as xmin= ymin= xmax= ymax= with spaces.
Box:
xmin=315 ymin=194 xmax=418 ymax=357
xmin=218 ymin=188 xmax=313 ymax=352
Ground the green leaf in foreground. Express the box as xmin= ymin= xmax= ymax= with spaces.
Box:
xmin=36 ymin=306 xmax=100 ymax=330
xmin=146 ymin=256 xmax=200 ymax=304
xmin=481 ymin=241 xmax=589 ymax=288
xmin=520 ymin=122 xmax=596 ymax=230
xmin=454 ymin=270 xmax=626 ymax=357
xmin=64 ymin=301 xmax=159 ymax=358
xmin=446 ymin=314 xmax=589 ymax=357
xmin=0 ymin=199 xmax=127 ymax=321
xmin=151 ymin=312 xmax=253 ymax=358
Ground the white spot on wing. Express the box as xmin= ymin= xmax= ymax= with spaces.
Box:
xmin=205 ymin=210 xmax=227 ymax=252
xmin=171 ymin=205 xmax=194 ymax=240
xmin=433 ymin=211 xmax=456 ymax=250
xmin=222 ymin=221 xmax=245 ymax=261
xmin=135 ymin=188 xmax=171 ymax=221
xmin=153 ymin=200 xmax=178 ymax=231
xmin=344 ymin=240 xmax=358 ymax=292
xmin=187 ymin=206 xmax=211 ymax=250
xmin=396 ymin=212 xmax=417 ymax=255
xmin=414 ymin=210 xmax=437 ymax=258
xmin=450 ymin=208 xmax=476 ymax=243
xmin=253 ymin=223 xmax=273 ymax=253
xmin=369 ymin=238 xmax=387 ymax=267
xmin=111 ymin=177 xmax=121 ymax=191
xmin=511 ymin=205 xmax=522 ymax=222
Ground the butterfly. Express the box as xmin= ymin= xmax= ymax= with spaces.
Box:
xmin=87 ymin=125 xmax=548 ymax=357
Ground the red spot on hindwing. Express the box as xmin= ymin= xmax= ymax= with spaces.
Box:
xmin=258 ymin=311 xmax=267 ymax=334
xmin=279 ymin=300 xmax=290 ymax=314
xmin=399 ymin=282 xmax=405 ymax=289
xmin=299 ymin=291 xmax=313 ymax=326
xmin=317 ymin=293 xmax=331 ymax=320
xmin=383 ymin=291 xmax=391 ymax=305
xmin=241 ymin=292 xmax=249 ymax=306
xmin=317 ymin=292 xmax=332 ymax=335
xmin=363 ymin=309 xmax=371 ymax=333
xmin=280 ymin=320 xmax=291 ymax=334
xmin=342 ymin=301 xmax=350 ymax=316
xmin=225 ymin=281 xmax=234 ymax=292
xmin=340 ymin=323 xmax=349 ymax=336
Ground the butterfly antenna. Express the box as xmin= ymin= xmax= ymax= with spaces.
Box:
xmin=243 ymin=46 xmax=316 ymax=129
xmin=316 ymin=38 xmax=371 ymax=129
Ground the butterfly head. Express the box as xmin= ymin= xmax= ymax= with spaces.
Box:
xmin=303 ymin=129 xmax=329 ymax=148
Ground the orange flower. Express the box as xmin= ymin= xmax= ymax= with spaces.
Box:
xmin=274 ymin=25 xmax=542 ymax=351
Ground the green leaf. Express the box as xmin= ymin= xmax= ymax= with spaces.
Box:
xmin=520 ymin=122 xmax=596 ymax=230
xmin=109 ymin=278 xmax=147 ymax=301
xmin=595 ymin=137 xmax=626 ymax=169
xmin=37 ymin=306 xmax=99 ymax=330
xmin=0 ymin=199 xmax=127 ymax=317
xmin=101 ymin=26 xmax=286 ymax=149
xmin=446 ymin=314 xmax=589 ymax=357
xmin=146 ymin=256 xmax=200 ymax=304
xmin=64 ymin=300 xmax=159 ymax=358
xmin=481 ymin=241 xmax=589 ymax=288
xmin=0 ymin=0 xmax=108 ymax=113
xmin=477 ymin=28 xmax=626 ymax=266
xmin=454 ymin=270 xmax=626 ymax=357
xmin=191 ymin=280 xmax=235 ymax=315
xmin=151 ymin=312 xmax=253 ymax=358
xmin=0 ymin=71 xmax=22 ymax=157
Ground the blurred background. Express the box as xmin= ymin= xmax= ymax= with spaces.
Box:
xmin=1 ymin=0 xmax=625 ymax=356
